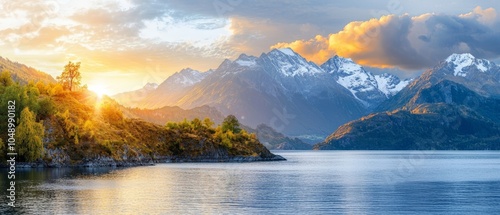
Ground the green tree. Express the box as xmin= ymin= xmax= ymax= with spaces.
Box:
xmin=190 ymin=118 xmax=203 ymax=130
xmin=37 ymin=97 xmax=56 ymax=120
xmin=21 ymin=83 xmax=41 ymax=115
xmin=54 ymin=110 xmax=78 ymax=146
xmin=57 ymin=61 xmax=81 ymax=91
xmin=35 ymin=81 xmax=49 ymax=95
xmin=222 ymin=115 xmax=241 ymax=133
xmin=17 ymin=107 xmax=45 ymax=162
xmin=0 ymin=85 xmax=22 ymax=139
xmin=203 ymin=117 xmax=214 ymax=128
xmin=166 ymin=122 xmax=179 ymax=130
xmin=0 ymin=71 xmax=14 ymax=92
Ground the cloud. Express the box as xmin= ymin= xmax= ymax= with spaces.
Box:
xmin=0 ymin=0 xmax=235 ymax=93
xmin=2 ymin=0 xmax=500 ymax=93
xmin=272 ymin=35 xmax=331 ymax=64
xmin=272 ymin=7 xmax=500 ymax=70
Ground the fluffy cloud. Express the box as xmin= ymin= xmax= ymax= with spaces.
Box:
xmin=272 ymin=7 xmax=500 ymax=70
xmin=0 ymin=0 xmax=235 ymax=93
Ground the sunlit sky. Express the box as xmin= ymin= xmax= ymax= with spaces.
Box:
xmin=1 ymin=0 xmax=500 ymax=95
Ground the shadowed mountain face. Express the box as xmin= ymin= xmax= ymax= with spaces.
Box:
xmin=113 ymin=49 xmax=409 ymax=141
xmin=377 ymin=53 xmax=500 ymax=112
xmin=316 ymin=54 xmax=500 ymax=150
xmin=174 ymin=49 xmax=367 ymax=138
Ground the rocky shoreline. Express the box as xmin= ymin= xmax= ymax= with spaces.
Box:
xmin=1 ymin=154 xmax=286 ymax=168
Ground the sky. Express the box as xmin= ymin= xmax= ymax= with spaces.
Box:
xmin=1 ymin=0 xmax=500 ymax=95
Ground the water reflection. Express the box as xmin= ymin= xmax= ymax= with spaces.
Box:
xmin=1 ymin=151 xmax=500 ymax=214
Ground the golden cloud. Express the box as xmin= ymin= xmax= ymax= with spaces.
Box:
xmin=272 ymin=35 xmax=331 ymax=64
xmin=271 ymin=7 xmax=500 ymax=70
xmin=271 ymin=15 xmax=409 ymax=68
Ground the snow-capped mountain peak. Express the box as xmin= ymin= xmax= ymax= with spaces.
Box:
xmin=142 ymin=82 xmax=158 ymax=91
xmin=235 ymin=54 xmax=258 ymax=67
xmin=168 ymin=68 xmax=209 ymax=87
xmin=325 ymin=56 xmax=363 ymax=74
xmin=277 ymin=48 xmax=296 ymax=56
xmin=321 ymin=56 xmax=410 ymax=107
xmin=445 ymin=53 xmax=491 ymax=77
xmin=263 ymin=48 xmax=323 ymax=77
xmin=321 ymin=56 xmax=378 ymax=104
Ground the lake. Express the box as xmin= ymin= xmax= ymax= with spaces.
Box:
xmin=2 ymin=151 xmax=500 ymax=214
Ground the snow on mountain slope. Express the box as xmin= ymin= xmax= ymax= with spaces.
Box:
xmin=321 ymin=56 xmax=409 ymax=107
xmin=262 ymin=48 xmax=324 ymax=77
xmin=114 ymin=49 xmax=415 ymax=139
xmin=377 ymin=53 xmax=500 ymax=112
xmin=167 ymin=68 xmax=210 ymax=87
xmin=374 ymin=73 xmax=412 ymax=97
xmin=445 ymin=53 xmax=492 ymax=77
xmin=170 ymin=49 xmax=367 ymax=139
xmin=236 ymin=59 xmax=257 ymax=67
xmin=278 ymin=48 xmax=296 ymax=56
xmin=333 ymin=57 xmax=377 ymax=93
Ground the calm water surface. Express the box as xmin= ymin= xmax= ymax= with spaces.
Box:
xmin=2 ymin=151 xmax=500 ymax=214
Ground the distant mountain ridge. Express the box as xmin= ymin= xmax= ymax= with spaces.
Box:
xmin=0 ymin=56 xmax=56 ymax=84
xmin=112 ymin=82 xmax=158 ymax=107
xmin=316 ymin=53 xmax=500 ymax=150
xmin=118 ymin=102 xmax=310 ymax=150
xmin=244 ymin=124 xmax=312 ymax=150
xmin=377 ymin=53 xmax=500 ymax=111
xmin=0 ymin=55 xmax=307 ymax=151
xmin=113 ymin=48 xmax=409 ymax=141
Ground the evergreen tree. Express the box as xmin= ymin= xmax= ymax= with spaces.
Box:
xmin=17 ymin=107 xmax=45 ymax=162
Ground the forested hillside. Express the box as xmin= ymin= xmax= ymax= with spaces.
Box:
xmin=0 ymin=71 xmax=284 ymax=165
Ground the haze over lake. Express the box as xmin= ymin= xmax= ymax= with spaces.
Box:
xmin=2 ymin=151 xmax=500 ymax=214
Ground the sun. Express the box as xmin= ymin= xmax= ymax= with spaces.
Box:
xmin=88 ymin=84 xmax=109 ymax=98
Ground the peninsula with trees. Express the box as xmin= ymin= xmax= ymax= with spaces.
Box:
xmin=0 ymin=59 xmax=285 ymax=167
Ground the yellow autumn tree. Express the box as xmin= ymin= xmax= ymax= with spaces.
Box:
xmin=17 ymin=107 xmax=45 ymax=162
xmin=57 ymin=61 xmax=81 ymax=91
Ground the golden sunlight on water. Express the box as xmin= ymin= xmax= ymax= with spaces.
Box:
xmin=3 ymin=151 xmax=500 ymax=214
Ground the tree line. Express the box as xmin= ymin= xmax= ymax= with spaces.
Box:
xmin=0 ymin=61 xmax=81 ymax=162
xmin=1 ymin=61 xmax=263 ymax=163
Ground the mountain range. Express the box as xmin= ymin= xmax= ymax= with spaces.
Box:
xmin=315 ymin=53 xmax=500 ymax=150
xmin=113 ymin=48 xmax=410 ymax=142
xmin=5 ymin=48 xmax=497 ymax=150
xmin=0 ymin=56 xmax=309 ymax=150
